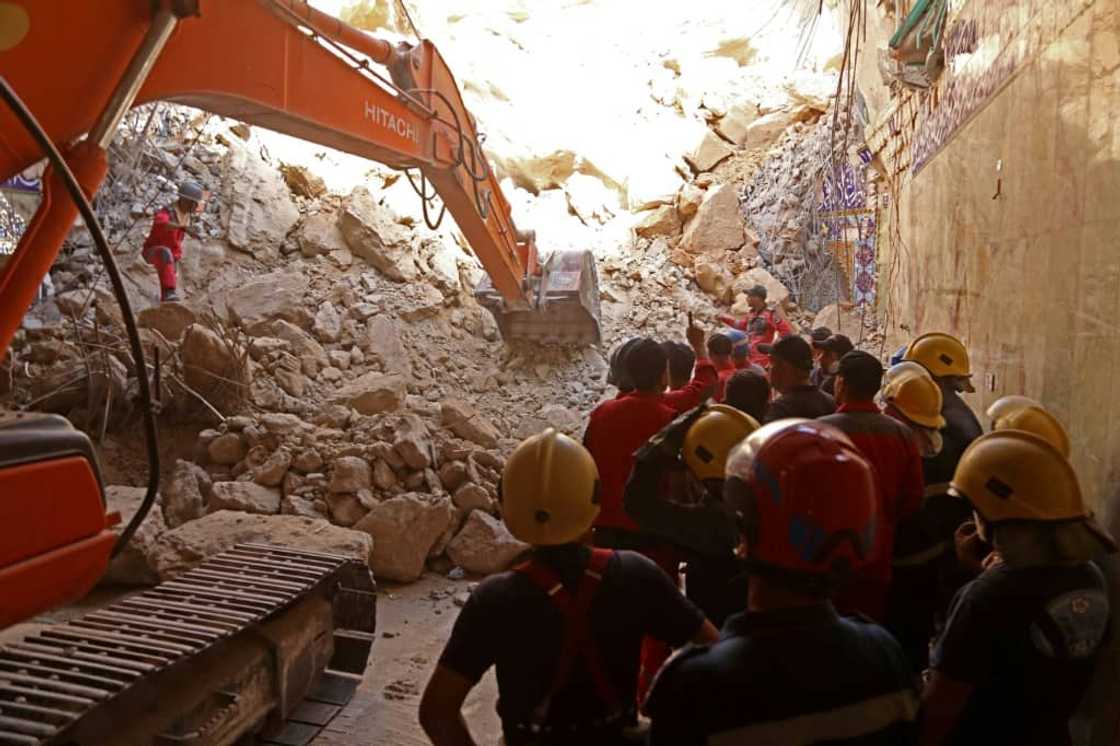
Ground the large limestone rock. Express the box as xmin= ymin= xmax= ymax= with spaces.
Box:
xmin=137 ymin=303 xmax=196 ymax=342
xmin=452 ymin=483 xmax=491 ymax=513
xmin=208 ymin=482 xmax=281 ymax=515
xmin=634 ymin=205 xmax=682 ymax=240
xmin=393 ymin=414 xmax=433 ymax=470
xmin=253 ymin=447 xmax=291 ymax=487
xmin=333 ymin=372 xmax=407 ymax=415
xmin=364 ymin=316 xmax=410 ymax=375
xmin=715 ymin=103 xmax=761 ymax=145
xmin=207 ymin=433 xmax=245 ymax=465
xmin=181 ymin=324 xmax=244 ymax=414
xmin=329 ymin=456 xmax=372 ymax=493
xmin=354 ymin=494 xmax=454 ymax=582
xmin=298 ymin=211 xmax=349 ymax=258
xmin=338 ymin=187 xmax=417 ymax=282
xmin=264 ymin=320 xmax=327 ymax=364
xmin=222 ymin=144 xmax=300 ymax=260
xmin=161 ymin=459 xmax=210 ymax=529
xmin=685 ymin=131 xmax=735 ymax=173
xmin=280 ymin=163 xmax=327 ymax=199
xmin=694 ymin=261 xmax=734 ymax=303
xmin=149 ymin=511 xmax=372 ymax=581
xmin=102 ymin=486 xmax=166 ymax=586
xmin=743 ymin=110 xmax=797 ymax=151
xmin=441 ymin=399 xmax=500 ymax=448
xmin=226 ymin=271 xmax=309 ymax=330
xmin=312 ymin=302 xmax=342 ymax=344
xmin=681 ymin=184 xmax=744 ymax=255
xmin=811 ymin=303 xmax=855 ymax=335
xmin=733 ymin=267 xmax=791 ymax=308
xmin=447 ymin=511 xmax=529 ymax=576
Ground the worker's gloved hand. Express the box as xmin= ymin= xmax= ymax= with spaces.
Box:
xmin=639 ymin=405 xmax=707 ymax=464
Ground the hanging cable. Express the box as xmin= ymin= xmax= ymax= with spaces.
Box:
xmin=0 ymin=76 xmax=161 ymax=557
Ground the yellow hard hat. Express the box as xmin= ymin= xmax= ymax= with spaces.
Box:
xmin=987 ymin=396 xmax=1070 ymax=458
xmin=904 ymin=332 xmax=971 ymax=378
xmin=881 ymin=368 xmax=946 ymax=429
xmin=883 ymin=361 xmax=931 ymax=385
xmin=950 ymin=430 xmax=1084 ymax=523
xmin=501 ymin=428 xmax=600 ymax=546
xmin=683 ymin=404 xmax=761 ymax=481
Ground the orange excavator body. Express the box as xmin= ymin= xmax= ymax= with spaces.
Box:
xmin=0 ymin=0 xmax=600 ymax=628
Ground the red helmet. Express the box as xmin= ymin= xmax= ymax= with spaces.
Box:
xmin=723 ymin=419 xmax=879 ymax=582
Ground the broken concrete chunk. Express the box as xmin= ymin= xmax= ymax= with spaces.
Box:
xmin=136 ymin=303 xmax=196 ymax=342
xmin=161 ymin=459 xmax=210 ymax=529
xmin=447 ymin=511 xmax=529 ymax=576
xmin=253 ymin=447 xmax=291 ymax=488
xmin=338 ymin=187 xmax=417 ymax=282
xmin=298 ymin=211 xmax=348 ymax=258
xmin=101 ymin=486 xmax=166 ymax=586
xmin=440 ymin=399 xmax=500 ymax=448
xmin=634 ymin=204 xmax=682 ymax=240
xmin=312 ymin=302 xmax=342 ymax=344
xmin=208 ymin=433 xmax=246 ymax=465
xmin=680 ymin=184 xmax=744 ymax=255
xmin=393 ymin=414 xmax=433 ymax=470
xmin=329 ymin=456 xmax=372 ymax=493
xmin=334 ymin=372 xmax=407 ymax=415
xmin=685 ymin=130 xmax=735 ymax=173
xmin=227 ymin=272 xmax=310 ymax=331
xmin=452 ymin=483 xmax=491 ymax=513
xmin=354 ymin=494 xmax=454 ymax=582
xmin=208 ymin=481 xmax=281 ymax=515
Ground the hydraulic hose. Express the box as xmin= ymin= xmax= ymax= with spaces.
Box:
xmin=0 ymin=76 xmax=161 ymax=557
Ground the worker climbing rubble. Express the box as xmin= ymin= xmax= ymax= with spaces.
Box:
xmin=645 ymin=420 xmax=920 ymax=744
xmin=141 ymin=180 xmax=205 ymax=303
xmin=718 ymin=283 xmax=793 ymax=369
xmin=420 ymin=428 xmax=718 ymax=746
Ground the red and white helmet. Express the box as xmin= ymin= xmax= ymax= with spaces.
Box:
xmin=723 ymin=419 xmax=879 ymax=583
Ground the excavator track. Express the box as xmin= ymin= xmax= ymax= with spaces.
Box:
xmin=0 ymin=543 xmax=376 ymax=746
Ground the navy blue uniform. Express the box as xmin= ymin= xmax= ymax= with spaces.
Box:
xmin=646 ymin=603 xmax=919 ymax=745
xmin=931 ymin=561 xmax=1110 ymax=746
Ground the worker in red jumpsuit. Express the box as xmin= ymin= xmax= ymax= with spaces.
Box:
xmin=718 ymin=283 xmax=794 ymax=369
xmin=142 ymin=181 xmax=205 ymax=302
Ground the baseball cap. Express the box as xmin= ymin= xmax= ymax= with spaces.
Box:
xmin=746 ymin=284 xmax=768 ymax=299
xmin=819 ymin=334 xmax=854 ymax=356
xmin=809 ymin=327 xmax=833 ymax=346
xmin=768 ymin=336 xmax=813 ymax=370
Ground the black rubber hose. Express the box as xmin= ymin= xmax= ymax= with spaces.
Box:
xmin=0 ymin=76 xmax=161 ymax=557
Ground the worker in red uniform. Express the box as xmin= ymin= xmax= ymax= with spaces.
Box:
xmin=707 ymin=333 xmax=736 ymax=402
xmin=718 ymin=283 xmax=793 ymax=368
xmin=660 ymin=322 xmax=718 ymax=413
xmin=142 ymin=181 xmax=204 ymax=302
xmin=820 ymin=351 xmax=924 ymax=622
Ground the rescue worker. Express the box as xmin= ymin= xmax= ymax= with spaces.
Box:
xmin=420 ymin=429 xmax=719 ymax=746
xmin=763 ymin=335 xmax=836 ymax=422
xmin=707 ymin=333 xmax=737 ymax=402
xmin=142 ymin=180 xmax=204 ymax=302
xmin=584 ymin=338 xmax=677 ymax=551
xmin=723 ymin=328 xmax=766 ymax=374
xmin=645 ymin=420 xmax=920 ymax=745
xmin=724 ymin=369 xmax=771 ymax=423
xmin=605 ymin=337 xmax=642 ymax=396
xmin=987 ymin=395 xmax=1071 ymax=456
xmin=820 ymin=351 xmax=924 ymax=622
xmin=624 ymin=404 xmax=759 ymax=628
xmin=718 ymin=284 xmax=793 ymax=369
xmin=659 ymin=322 xmax=718 ymax=413
xmin=815 ymin=333 xmax=854 ymax=396
xmin=662 ymin=341 xmax=695 ymax=391
xmin=920 ymin=431 xmax=1115 ymax=746
xmin=808 ymin=326 xmax=833 ymax=387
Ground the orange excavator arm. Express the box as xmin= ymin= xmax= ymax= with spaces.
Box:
xmin=0 ymin=0 xmax=600 ymax=629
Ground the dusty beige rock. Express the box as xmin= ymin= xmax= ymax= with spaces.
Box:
xmin=249 ymin=336 xmax=289 ymax=360
xmin=677 ymin=182 xmax=705 ymax=221
xmin=298 ymin=211 xmax=348 ymax=258
xmin=669 ymin=249 xmax=694 ymax=267
xmin=743 ymin=109 xmax=796 ymax=150
xmin=733 ymin=267 xmax=791 ymax=308
xmin=260 ymin=412 xmax=306 ymax=434
xmin=161 ymin=459 xmax=210 ymax=529
xmin=694 ymin=261 xmax=735 ymax=303
xmin=136 ymin=303 xmax=196 ymax=342
xmin=338 ymin=187 xmax=416 ymax=282
xmin=208 ymin=481 xmax=281 ymax=515
xmin=354 ymin=494 xmax=454 ymax=582
xmin=334 ymin=372 xmax=407 ymax=415
xmin=515 ymin=403 xmax=583 ymax=439
xmin=280 ymin=163 xmax=327 ymax=199
xmin=685 ymin=130 xmax=735 ymax=173
xmin=452 ymin=483 xmax=491 ymax=513
xmin=181 ymin=324 xmax=244 ymax=413
xmin=438 ymin=461 xmax=468 ymax=492
xmin=447 ymin=511 xmax=529 ymax=576
xmin=312 ymin=302 xmax=342 ymax=344
xmin=275 ymin=368 xmax=308 ymax=397
xmin=397 ymin=283 xmax=445 ymax=322
xmin=441 ymin=399 xmax=499 ymax=448
xmin=263 ymin=320 xmax=327 ymax=364
xmin=330 ymin=456 xmax=372 ymax=493
xmin=715 ymin=103 xmax=760 ymax=145
xmin=281 ymin=494 xmax=324 ymax=519
xmin=253 ymin=447 xmax=291 ymax=487
xmin=227 ymin=272 xmax=309 ymax=330
xmin=811 ymin=303 xmax=854 ymax=335
xmin=102 ymin=486 xmax=166 ymax=586
xmin=208 ymin=433 xmax=246 ymax=465
xmin=328 ymin=350 xmax=351 ymax=371
xmin=364 ymin=316 xmax=410 ymax=375
xmin=393 ymin=414 xmax=433 ymax=470
xmin=149 ymin=511 xmax=371 ymax=580
xmin=373 ymin=459 xmax=398 ymax=490
xmin=634 ymin=204 xmax=682 ymax=240
xmin=326 ymin=491 xmax=375 ymax=527
xmin=222 ymin=144 xmax=300 ymax=260
xmin=680 ymin=185 xmax=744 ymax=255
xmin=293 ymin=448 xmax=324 ymax=473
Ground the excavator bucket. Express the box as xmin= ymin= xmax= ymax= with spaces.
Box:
xmin=476 ymin=249 xmax=602 ymax=345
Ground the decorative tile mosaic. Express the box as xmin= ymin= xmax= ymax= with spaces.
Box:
xmin=816 ymin=162 xmax=879 ymax=307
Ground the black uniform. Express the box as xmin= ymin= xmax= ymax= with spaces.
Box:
xmin=931 ymin=561 xmax=1110 ymax=746
xmin=437 ymin=545 xmax=704 ymax=746
xmin=764 ymin=384 xmax=837 ymax=422
xmin=624 ymin=444 xmax=747 ymax=626
xmin=646 ymin=603 xmax=919 ymax=745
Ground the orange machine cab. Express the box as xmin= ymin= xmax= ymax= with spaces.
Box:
xmin=0 ymin=413 xmax=118 ymax=628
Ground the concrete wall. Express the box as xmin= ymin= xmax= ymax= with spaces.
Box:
xmin=862 ymin=0 xmax=1119 ymax=513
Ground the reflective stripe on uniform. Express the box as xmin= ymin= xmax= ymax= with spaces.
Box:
xmin=708 ymin=688 xmax=920 ymax=746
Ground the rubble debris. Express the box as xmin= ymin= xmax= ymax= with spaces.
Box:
xmin=102 ymin=486 xmax=166 ymax=586
xmin=680 ymin=184 xmax=745 ymax=255
xmin=355 ymin=494 xmax=455 ymax=582
xmin=447 ymin=511 xmax=530 ymax=576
